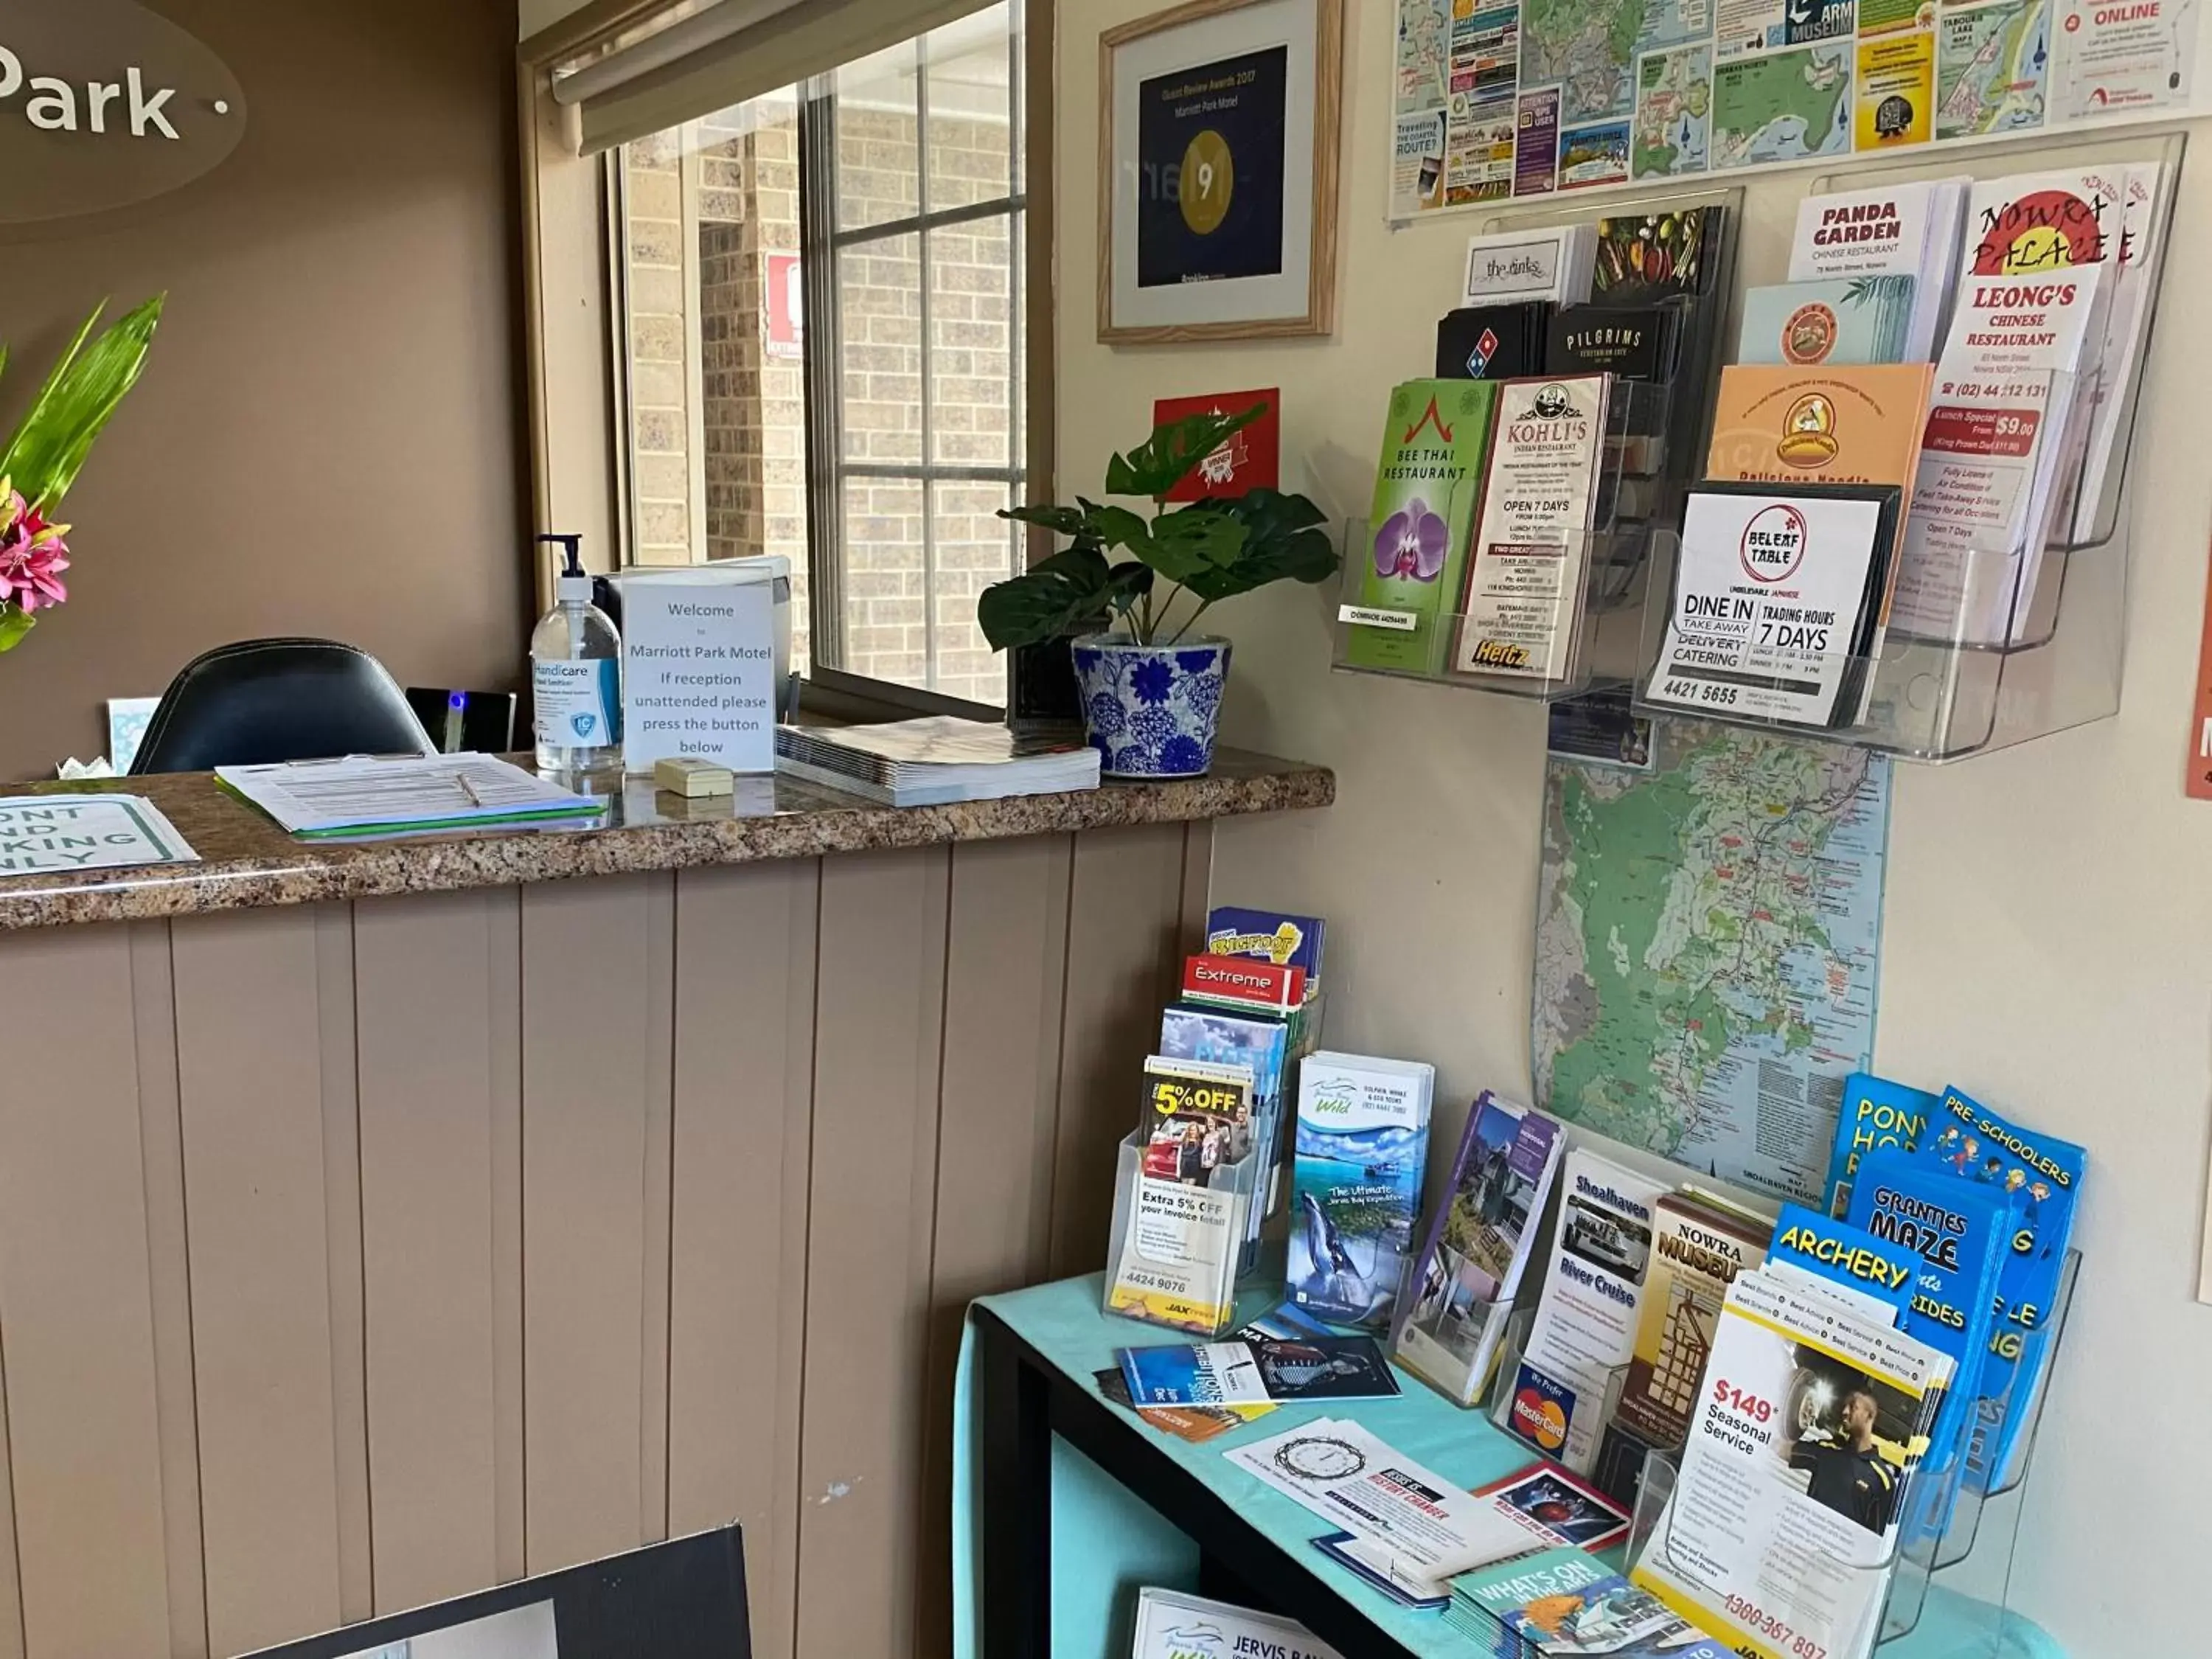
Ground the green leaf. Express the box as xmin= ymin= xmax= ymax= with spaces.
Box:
xmin=976 ymin=543 xmax=1121 ymax=650
xmin=1104 ymin=405 xmax=1268 ymax=499
xmin=1150 ymin=506 xmax=1249 ymax=571
xmin=0 ymin=295 xmax=165 ymax=512
xmin=1001 ymin=503 xmax=1091 ymax=538
xmin=0 ymin=605 xmax=32 ymax=653
xmin=1172 ymin=490 xmax=1340 ymax=603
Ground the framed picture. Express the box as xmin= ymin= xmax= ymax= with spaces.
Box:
xmin=1097 ymin=0 xmax=1343 ymax=344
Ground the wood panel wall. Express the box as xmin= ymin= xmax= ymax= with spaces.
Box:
xmin=0 ymin=821 xmax=1210 ymax=1659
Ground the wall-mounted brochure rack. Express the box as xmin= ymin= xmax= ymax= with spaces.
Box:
xmin=1618 ymin=1251 xmax=2080 ymax=1659
xmin=1627 ymin=131 xmax=2184 ymax=762
xmin=1332 ymin=185 xmax=1745 ymax=703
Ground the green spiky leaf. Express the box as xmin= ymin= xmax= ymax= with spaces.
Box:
xmin=0 ymin=295 xmax=166 ymax=512
xmin=1104 ymin=406 xmax=1267 ymax=499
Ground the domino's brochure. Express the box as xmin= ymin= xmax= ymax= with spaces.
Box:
xmin=1918 ymin=1087 xmax=2086 ymax=1489
xmin=1131 ymin=1587 xmax=1343 ymax=1659
xmin=1824 ymin=1072 xmax=1936 ymax=1217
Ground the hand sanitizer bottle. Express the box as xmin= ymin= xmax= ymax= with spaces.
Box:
xmin=532 ymin=533 xmax=623 ymax=776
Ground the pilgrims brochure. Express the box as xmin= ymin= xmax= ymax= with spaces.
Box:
xmin=1644 ymin=484 xmax=1902 ymax=728
xmin=1451 ymin=375 xmax=1613 ymax=683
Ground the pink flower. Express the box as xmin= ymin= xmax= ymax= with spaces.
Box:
xmin=0 ymin=487 xmax=69 ymax=614
xmin=1373 ymin=496 xmax=1448 ymax=582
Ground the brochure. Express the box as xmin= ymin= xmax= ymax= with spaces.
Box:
xmin=1768 ymin=1202 xmax=1916 ymax=1323
xmin=1824 ymin=1072 xmax=1938 ymax=1217
xmin=1394 ymin=1092 xmax=1565 ymax=1405
xmin=1514 ymin=1150 xmax=1666 ymax=1472
xmin=1092 ymin=1368 xmax=1271 ymax=1444
xmin=1350 ymin=379 xmax=1503 ymax=674
xmin=1736 ymin=277 xmax=1918 ymax=367
xmin=1130 ymin=1588 xmax=1343 ymax=1659
xmin=1631 ymin=1270 xmax=1954 ymax=1659
xmin=1227 ymin=1420 xmax=1552 ymax=1582
xmin=1288 ymin=1053 xmax=1434 ymax=1330
xmin=1453 ymin=375 xmax=1614 ymax=682
xmin=1613 ymin=1194 xmax=1770 ymax=1450
xmin=1478 ymin=1461 xmax=1632 ymax=1550
xmin=1644 ymin=482 xmax=1903 ymax=728
xmin=1787 ymin=178 xmax=1970 ymax=358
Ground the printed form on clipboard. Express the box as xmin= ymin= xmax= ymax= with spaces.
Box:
xmin=216 ymin=754 xmax=605 ymax=840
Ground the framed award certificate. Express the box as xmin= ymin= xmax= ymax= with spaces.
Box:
xmin=1098 ymin=0 xmax=1343 ymax=343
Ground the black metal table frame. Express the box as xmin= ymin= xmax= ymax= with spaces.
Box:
xmin=973 ymin=1305 xmax=1422 ymax=1659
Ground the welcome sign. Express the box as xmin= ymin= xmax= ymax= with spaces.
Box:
xmin=0 ymin=0 xmax=246 ymax=224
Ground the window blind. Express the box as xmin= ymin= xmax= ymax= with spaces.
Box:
xmin=549 ymin=0 xmax=995 ymax=154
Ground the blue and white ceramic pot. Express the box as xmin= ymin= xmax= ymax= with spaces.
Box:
xmin=1070 ymin=634 xmax=1231 ymax=779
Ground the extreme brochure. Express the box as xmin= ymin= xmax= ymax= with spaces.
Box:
xmin=1644 ymin=482 xmax=1903 ymax=729
xmin=1288 ymin=1053 xmax=1433 ymax=1330
xmin=1508 ymin=1150 xmax=1663 ymax=1473
xmin=1825 ymin=1072 xmax=1937 ymax=1217
xmin=1630 ymin=1268 xmax=1953 ymax=1659
xmin=1394 ymin=1093 xmax=1564 ymax=1406
xmin=1351 ymin=379 xmax=1502 ymax=674
xmin=1452 ymin=375 xmax=1614 ymax=684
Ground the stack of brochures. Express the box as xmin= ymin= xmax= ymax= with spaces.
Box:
xmin=772 ymin=716 xmax=1097 ymax=806
xmin=216 ymin=754 xmax=605 ymax=840
xmin=1444 ymin=1546 xmax=1732 ymax=1658
xmin=1627 ymin=1235 xmax=1958 ymax=1659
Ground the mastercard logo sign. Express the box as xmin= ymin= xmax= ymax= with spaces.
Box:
xmin=1512 ymin=1386 xmax=1570 ymax=1452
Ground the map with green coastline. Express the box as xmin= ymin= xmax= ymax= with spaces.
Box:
xmin=1711 ymin=44 xmax=1851 ymax=167
xmin=1525 ymin=0 xmax=1713 ymax=121
xmin=1534 ymin=721 xmax=1890 ymax=1204
xmin=1633 ymin=43 xmax=1713 ymax=175
xmin=1937 ymin=0 xmax=2049 ymax=137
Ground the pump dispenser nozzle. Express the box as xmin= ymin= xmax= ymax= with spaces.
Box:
xmin=537 ymin=533 xmax=590 ymax=602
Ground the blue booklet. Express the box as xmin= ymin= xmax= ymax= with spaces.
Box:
xmin=1919 ymin=1086 xmax=2086 ymax=1489
xmin=1116 ymin=1341 xmax=1270 ymax=1408
xmin=1206 ymin=905 xmax=1328 ymax=981
xmin=1117 ymin=1333 xmax=1398 ymax=1406
xmin=1846 ymin=1151 xmax=2014 ymax=1484
xmin=1824 ymin=1071 xmax=1937 ymax=1217
xmin=1770 ymin=1201 xmax=1917 ymax=1318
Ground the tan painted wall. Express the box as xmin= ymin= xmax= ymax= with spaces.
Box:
xmin=0 ymin=823 xmax=1209 ymax=1659
xmin=0 ymin=0 xmax=531 ymax=779
xmin=1058 ymin=4 xmax=2212 ymax=1651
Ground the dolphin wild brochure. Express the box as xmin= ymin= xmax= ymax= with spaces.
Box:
xmin=1287 ymin=1053 xmax=1434 ymax=1330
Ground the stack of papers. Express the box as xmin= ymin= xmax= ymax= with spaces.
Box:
xmin=1226 ymin=1422 xmax=1571 ymax=1606
xmin=217 ymin=754 xmax=604 ymax=840
xmin=1131 ymin=1589 xmax=1341 ymax=1659
xmin=774 ymin=716 xmax=1099 ymax=807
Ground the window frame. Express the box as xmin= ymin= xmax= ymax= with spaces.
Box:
xmin=799 ymin=12 xmax=1030 ymax=712
xmin=596 ymin=0 xmax=1051 ymax=724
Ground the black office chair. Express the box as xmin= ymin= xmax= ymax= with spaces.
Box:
xmin=129 ymin=638 xmax=437 ymax=775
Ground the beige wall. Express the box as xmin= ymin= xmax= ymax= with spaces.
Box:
xmin=1059 ymin=5 xmax=2212 ymax=1652
xmin=0 ymin=0 xmax=532 ymax=780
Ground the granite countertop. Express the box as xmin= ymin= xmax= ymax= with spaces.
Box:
xmin=0 ymin=749 xmax=1333 ymax=930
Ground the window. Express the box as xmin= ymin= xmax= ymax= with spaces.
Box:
xmin=611 ymin=2 xmax=1029 ymax=710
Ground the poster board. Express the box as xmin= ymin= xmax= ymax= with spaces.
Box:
xmin=1391 ymin=0 xmax=2207 ymax=215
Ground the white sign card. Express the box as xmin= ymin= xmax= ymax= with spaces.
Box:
xmin=1646 ymin=489 xmax=1893 ymax=728
xmin=621 ymin=575 xmax=777 ymax=773
xmin=0 ymin=794 xmax=198 ymax=874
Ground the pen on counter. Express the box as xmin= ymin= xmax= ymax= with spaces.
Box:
xmin=457 ymin=773 xmax=486 ymax=808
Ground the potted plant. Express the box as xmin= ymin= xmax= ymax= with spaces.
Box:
xmin=0 ymin=296 xmax=166 ymax=653
xmin=980 ymin=406 xmax=1336 ymax=778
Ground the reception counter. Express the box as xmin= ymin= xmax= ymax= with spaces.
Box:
xmin=0 ymin=752 xmax=1330 ymax=1659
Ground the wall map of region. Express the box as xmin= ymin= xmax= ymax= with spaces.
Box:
xmin=1534 ymin=720 xmax=1891 ymax=1205
xmin=1393 ymin=0 xmax=2198 ymax=209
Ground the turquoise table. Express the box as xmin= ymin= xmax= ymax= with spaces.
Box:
xmin=950 ymin=1274 xmax=2065 ymax=1659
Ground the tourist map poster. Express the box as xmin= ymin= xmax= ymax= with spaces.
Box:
xmin=1393 ymin=0 xmax=2202 ymax=212
xmin=1533 ymin=718 xmax=1891 ymax=1204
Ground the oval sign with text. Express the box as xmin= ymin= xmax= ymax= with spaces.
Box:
xmin=0 ymin=0 xmax=247 ymax=225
